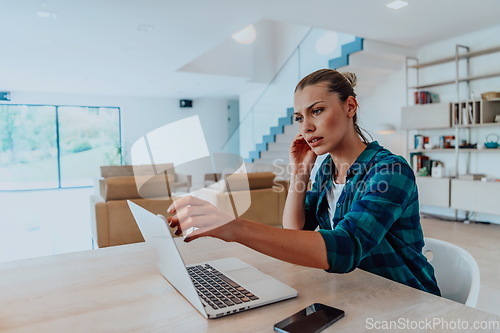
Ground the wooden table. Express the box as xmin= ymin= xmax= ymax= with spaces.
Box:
xmin=1 ymin=238 xmax=499 ymax=332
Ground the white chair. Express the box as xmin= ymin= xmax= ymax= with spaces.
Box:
xmin=422 ymin=237 xmax=480 ymax=307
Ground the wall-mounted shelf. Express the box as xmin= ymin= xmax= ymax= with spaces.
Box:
xmin=410 ymin=149 xmax=455 ymax=153
xmin=404 ymin=43 xmax=500 ymax=218
xmin=401 ymin=103 xmax=451 ymax=129
xmin=409 ymin=72 xmax=500 ymax=90
xmin=455 ymin=122 xmax=500 ymax=128
xmin=459 ymin=148 xmax=500 ymax=153
xmin=407 ymin=45 xmax=500 ymax=69
xmin=410 ymin=148 xmax=500 ymax=153
xmin=402 ymin=101 xmax=500 ymax=129
xmin=452 ymin=99 xmax=500 ymax=126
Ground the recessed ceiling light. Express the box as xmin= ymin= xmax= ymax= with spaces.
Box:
xmin=36 ymin=10 xmax=57 ymax=19
xmin=137 ymin=24 xmax=155 ymax=32
xmin=386 ymin=0 xmax=408 ymax=10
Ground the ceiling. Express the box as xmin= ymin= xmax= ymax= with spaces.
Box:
xmin=2 ymin=0 xmax=500 ymax=100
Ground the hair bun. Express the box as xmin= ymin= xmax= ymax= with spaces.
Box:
xmin=341 ymin=72 xmax=357 ymax=88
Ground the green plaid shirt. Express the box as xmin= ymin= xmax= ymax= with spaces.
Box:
xmin=304 ymin=141 xmax=440 ymax=296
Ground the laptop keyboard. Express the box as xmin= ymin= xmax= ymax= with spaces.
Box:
xmin=187 ymin=264 xmax=260 ymax=310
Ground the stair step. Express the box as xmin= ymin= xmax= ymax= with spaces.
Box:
xmin=260 ymin=150 xmax=289 ymax=159
xmin=275 ymin=133 xmax=296 ymax=144
xmin=267 ymin=142 xmax=290 ymax=152
xmin=262 ymin=134 xmax=275 ymax=144
xmin=284 ymin=122 xmax=299 ymax=135
xmin=256 ymin=142 xmax=267 ymax=151
xmin=278 ymin=115 xmax=293 ymax=127
xmin=329 ymin=37 xmax=364 ymax=69
xmin=270 ymin=126 xmax=284 ymax=136
xmin=249 ymin=150 xmax=261 ymax=160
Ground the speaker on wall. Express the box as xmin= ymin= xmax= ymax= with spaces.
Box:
xmin=0 ymin=92 xmax=11 ymax=101
xmin=180 ymin=99 xmax=193 ymax=108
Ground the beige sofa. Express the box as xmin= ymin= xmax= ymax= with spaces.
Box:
xmin=204 ymin=172 xmax=288 ymax=226
xmin=90 ymin=165 xmax=288 ymax=248
xmin=90 ymin=164 xmax=191 ymax=248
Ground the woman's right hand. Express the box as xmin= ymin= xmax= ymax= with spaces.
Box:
xmin=289 ymin=134 xmax=316 ymax=177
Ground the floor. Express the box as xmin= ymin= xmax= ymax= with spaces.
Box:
xmin=0 ymin=188 xmax=93 ymax=262
xmin=421 ymin=215 xmax=500 ymax=317
xmin=0 ymin=189 xmax=498 ymax=316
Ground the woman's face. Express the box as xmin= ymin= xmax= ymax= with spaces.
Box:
xmin=293 ymin=83 xmax=357 ymax=155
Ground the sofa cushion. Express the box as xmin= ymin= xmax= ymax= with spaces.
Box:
xmin=205 ymin=172 xmax=276 ymax=191
xmin=247 ymin=172 xmax=276 ymax=190
xmin=104 ymin=199 xmax=175 ymax=247
xmin=223 ymin=172 xmax=275 ymax=191
xmin=104 ymin=174 xmax=175 ymax=201
xmin=237 ymin=188 xmax=282 ymax=226
xmin=101 ymin=163 xmax=175 ymax=178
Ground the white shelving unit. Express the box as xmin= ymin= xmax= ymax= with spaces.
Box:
xmin=403 ymin=44 xmax=500 ymax=219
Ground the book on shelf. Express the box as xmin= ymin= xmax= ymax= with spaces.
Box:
xmin=410 ymin=153 xmax=439 ymax=177
xmin=414 ymin=91 xmax=439 ymax=105
xmin=420 ymin=158 xmax=432 ymax=176
xmin=460 ymin=103 xmax=475 ymax=125
xmin=410 ymin=152 xmax=422 ymax=170
xmin=413 ymin=135 xmax=430 ymax=149
xmin=410 ymin=152 xmax=429 ymax=169
xmin=454 ymin=101 xmax=480 ymax=125
xmin=453 ymin=104 xmax=459 ymax=125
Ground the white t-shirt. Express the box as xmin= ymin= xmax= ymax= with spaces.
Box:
xmin=326 ymin=182 xmax=345 ymax=229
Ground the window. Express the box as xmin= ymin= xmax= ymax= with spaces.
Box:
xmin=0 ymin=104 xmax=121 ymax=190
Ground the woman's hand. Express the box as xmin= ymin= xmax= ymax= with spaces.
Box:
xmin=166 ymin=195 xmax=236 ymax=242
xmin=289 ymin=134 xmax=316 ymax=177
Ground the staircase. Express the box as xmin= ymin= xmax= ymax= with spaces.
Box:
xmin=248 ymin=38 xmax=416 ymax=164
xmin=250 ymin=107 xmax=299 ymax=165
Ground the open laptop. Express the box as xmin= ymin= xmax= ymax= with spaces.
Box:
xmin=127 ymin=200 xmax=297 ymax=319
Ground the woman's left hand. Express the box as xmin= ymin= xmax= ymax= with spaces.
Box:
xmin=166 ymin=195 xmax=236 ymax=242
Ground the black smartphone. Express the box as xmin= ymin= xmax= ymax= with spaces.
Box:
xmin=274 ymin=303 xmax=345 ymax=333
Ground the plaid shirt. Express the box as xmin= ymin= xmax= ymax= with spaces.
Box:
xmin=304 ymin=141 xmax=440 ymax=296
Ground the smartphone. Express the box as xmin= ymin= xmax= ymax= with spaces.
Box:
xmin=273 ymin=303 xmax=345 ymax=333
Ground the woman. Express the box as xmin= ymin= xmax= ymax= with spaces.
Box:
xmin=166 ymin=69 xmax=440 ymax=296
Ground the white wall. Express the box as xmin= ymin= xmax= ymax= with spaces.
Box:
xmin=358 ymin=24 xmax=500 ymax=224
xmin=357 ymin=69 xmax=407 ymax=156
xmin=253 ymin=20 xmax=310 ymax=83
xmin=238 ymin=22 xmax=311 ymax=159
xmin=3 ymin=92 xmax=230 ymax=164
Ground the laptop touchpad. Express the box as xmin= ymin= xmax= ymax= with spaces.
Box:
xmin=227 ymin=267 xmax=263 ymax=284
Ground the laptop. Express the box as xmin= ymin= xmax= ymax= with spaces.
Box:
xmin=127 ymin=200 xmax=298 ymax=319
